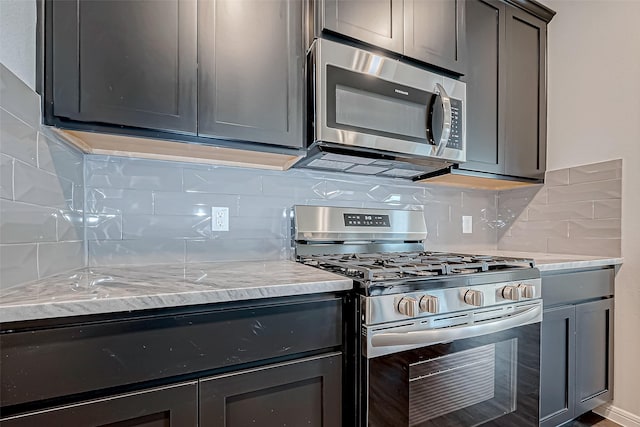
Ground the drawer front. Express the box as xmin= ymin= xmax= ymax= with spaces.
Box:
xmin=542 ymin=268 xmax=614 ymax=307
xmin=1 ymin=296 xmax=342 ymax=408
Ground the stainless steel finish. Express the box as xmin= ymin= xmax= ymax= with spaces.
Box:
xmin=294 ymin=242 xmax=425 ymax=257
xmin=397 ymin=297 xmax=419 ymax=317
xmin=464 ymin=289 xmax=485 ymax=307
xmin=434 ymin=83 xmax=452 ymax=157
xmin=519 ymin=283 xmax=536 ymax=298
xmin=362 ymin=278 xmax=541 ymax=325
xmin=292 ymin=205 xmax=427 ymax=242
xmin=419 ymin=295 xmax=439 ymax=314
xmin=363 ymin=300 xmax=542 ymax=358
xmin=313 ymin=38 xmax=466 ymax=163
xmin=501 ymin=285 xmax=522 ymax=301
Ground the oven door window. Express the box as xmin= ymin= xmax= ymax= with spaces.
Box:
xmin=366 ymin=323 xmax=540 ymax=427
xmin=326 ymin=65 xmax=434 ymax=144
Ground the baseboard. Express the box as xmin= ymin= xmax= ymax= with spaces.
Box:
xmin=594 ymin=403 xmax=640 ymax=427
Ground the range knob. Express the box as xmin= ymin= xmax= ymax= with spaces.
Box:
xmin=464 ymin=289 xmax=484 ymax=307
xmin=397 ymin=297 xmax=419 ymax=317
xmin=518 ymin=283 xmax=536 ymax=299
xmin=501 ymin=285 xmax=522 ymax=301
xmin=419 ymin=295 xmax=439 ymax=314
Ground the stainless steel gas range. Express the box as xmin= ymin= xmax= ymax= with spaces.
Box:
xmin=292 ymin=205 xmax=542 ymax=427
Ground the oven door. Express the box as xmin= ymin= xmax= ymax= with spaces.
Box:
xmin=362 ymin=320 xmax=540 ymax=426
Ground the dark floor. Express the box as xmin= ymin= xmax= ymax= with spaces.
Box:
xmin=567 ymin=411 xmax=621 ymax=427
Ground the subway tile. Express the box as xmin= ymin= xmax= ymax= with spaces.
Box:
xmin=154 ymin=192 xmax=240 ymax=216
xmin=72 ymin=185 xmax=85 ymax=212
xmin=183 ymin=166 xmax=262 ymax=194
xmin=37 ymin=131 xmax=84 ymax=183
xmin=85 ymin=214 xmax=122 ymax=240
xmin=88 ymin=239 xmax=185 ymax=266
xmin=263 ymin=175 xmax=324 ymax=199
xmin=0 ymin=107 xmax=38 ymax=166
xmin=57 ymin=210 xmax=84 ymax=241
xmin=0 ymin=199 xmax=57 ymax=243
xmin=13 ymin=159 xmax=73 ymax=209
xmin=86 ymin=188 xmax=153 ymax=215
xmin=366 ymin=183 xmax=426 ymax=204
xmin=435 ymin=218 xmax=497 ymax=245
xmin=361 ymin=201 xmax=423 ymax=211
xmin=544 ymin=169 xmax=570 ymax=186
xmin=498 ymin=235 xmax=548 ymax=253
xmin=507 ymin=220 xmax=569 ymax=239
xmin=568 ymin=219 xmax=621 ymax=239
xmin=304 ymin=198 xmax=362 ymax=209
xmin=122 ymin=214 xmax=212 ymax=239
xmin=239 ymin=195 xmax=296 ymax=218
xmin=85 ymin=157 xmax=182 ymax=191
xmin=222 ymin=216 xmax=288 ymax=240
xmin=593 ymin=199 xmax=622 ymax=219
xmin=38 ymin=241 xmax=84 ymax=278
xmin=547 ymin=238 xmax=621 ymax=257
xmin=185 ymin=238 xmax=285 ymax=263
xmin=547 ymin=179 xmax=621 ymax=204
xmin=424 ymin=186 xmax=464 ymax=206
xmin=0 ymin=153 xmax=13 ymax=199
xmin=0 ymin=65 xmax=41 ymax=128
xmin=568 ymin=159 xmax=622 ymax=185
xmin=0 ymin=243 xmax=38 ymax=289
xmin=528 ymin=201 xmax=594 ymax=221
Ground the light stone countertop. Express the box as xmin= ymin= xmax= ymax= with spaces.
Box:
xmin=0 ymin=261 xmax=353 ymax=323
xmin=470 ymin=250 xmax=623 ymax=272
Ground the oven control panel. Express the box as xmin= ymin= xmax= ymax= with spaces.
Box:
xmin=363 ymin=278 xmax=542 ymax=325
xmin=343 ymin=213 xmax=390 ymax=227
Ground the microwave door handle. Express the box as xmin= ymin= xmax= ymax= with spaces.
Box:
xmin=434 ymin=83 xmax=452 ymax=156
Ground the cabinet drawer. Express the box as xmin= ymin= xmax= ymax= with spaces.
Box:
xmin=542 ymin=268 xmax=614 ymax=307
xmin=1 ymin=296 xmax=342 ymax=408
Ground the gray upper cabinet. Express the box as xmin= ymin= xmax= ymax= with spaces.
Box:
xmin=462 ymin=0 xmax=506 ymax=175
xmin=198 ymin=0 xmax=304 ymax=148
xmin=321 ymin=0 xmax=404 ymax=53
xmin=319 ymin=0 xmax=465 ymax=74
xmin=51 ymin=0 xmax=198 ymax=134
xmin=404 ymin=0 xmax=466 ymax=75
xmin=504 ymin=6 xmax=547 ymax=180
xmin=461 ymin=0 xmax=549 ymax=181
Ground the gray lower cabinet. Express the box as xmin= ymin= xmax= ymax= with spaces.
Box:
xmin=461 ymin=0 xmax=549 ymax=181
xmin=540 ymin=269 xmax=615 ymax=427
xmin=50 ymin=0 xmax=198 ymax=134
xmin=198 ymin=0 xmax=304 ymax=148
xmin=0 ymin=382 xmax=198 ymax=427
xmin=200 ymin=353 xmax=342 ymax=426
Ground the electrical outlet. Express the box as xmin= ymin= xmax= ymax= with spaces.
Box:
xmin=462 ymin=216 xmax=473 ymax=234
xmin=212 ymin=207 xmax=229 ymax=231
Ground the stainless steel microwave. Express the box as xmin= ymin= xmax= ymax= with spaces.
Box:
xmin=297 ymin=38 xmax=466 ymax=180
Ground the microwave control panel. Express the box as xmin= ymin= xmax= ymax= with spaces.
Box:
xmin=447 ymin=98 xmax=463 ymax=150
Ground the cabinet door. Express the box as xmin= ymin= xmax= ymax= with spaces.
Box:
xmin=198 ymin=0 xmax=304 ymax=148
xmin=504 ymin=6 xmax=547 ymax=179
xmin=540 ymin=305 xmax=576 ymax=427
xmin=0 ymin=382 xmax=197 ymax=427
xmin=461 ymin=0 xmax=505 ymax=174
xmin=575 ymin=298 xmax=614 ymax=414
xmin=404 ymin=0 xmax=466 ymax=74
xmin=200 ymin=353 xmax=342 ymax=427
xmin=321 ymin=0 xmax=403 ymax=53
xmin=52 ymin=0 xmax=197 ymax=134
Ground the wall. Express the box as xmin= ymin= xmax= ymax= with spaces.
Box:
xmin=0 ymin=0 xmax=36 ymax=90
xmin=84 ymin=155 xmax=499 ymax=266
xmin=0 ymin=64 xmax=85 ymax=290
xmin=541 ymin=0 xmax=640 ymax=422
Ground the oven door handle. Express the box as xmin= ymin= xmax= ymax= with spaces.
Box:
xmin=371 ymin=304 xmax=542 ymax=349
